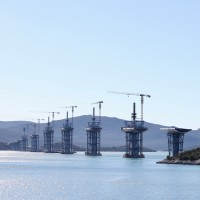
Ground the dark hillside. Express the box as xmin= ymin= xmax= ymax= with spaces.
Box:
xmin=0 ymin=116 xmax=199 ymax=150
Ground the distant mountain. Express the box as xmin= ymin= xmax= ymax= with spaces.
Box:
xmin=0 ymin=116 xmax=199 ymax=150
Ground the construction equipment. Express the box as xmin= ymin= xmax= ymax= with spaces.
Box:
xmin=43 ymin=116 xmax=54 ymax=153
xmin=59 ymin=106 xmax=77 ymax=127
xmin=108 ymin=91 xmax=150 ymax=121
xmin=30 ymin=118 xmax=45 ymax=152
xmin=161 ymin=127 xmax=192 ymax=157
xmin=121 ymin=102 xmax=148 ymax=158
xmin=91 ymin=101 xmax=103 ymax=125
xmin=46 ymin=112 xmax=60 ymax=124
xmin=85 ymin=107 xmax=102 ymax=156
xmin=29 ymin=111 xmax=60 ymax=120
xmin=29 ymin=111 xmax=60 ymax=129
xmin=32 ymin=118 xmax=45 ymax=135
xmin=21 ymin=127 xmax=28 ymax=151
xmin=61 ymin=111 xmax=75 ymax=154
xmin=59 ymin=106 xmax=77 ymax=154
xmin=30 ymin=124 xmax=39 ymax=152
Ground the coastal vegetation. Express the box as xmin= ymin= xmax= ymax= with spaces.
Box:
xmin=157 ymin=148 xmax=200 ymax=165
xmin=168 ymin=148 xmax=200 ymax=161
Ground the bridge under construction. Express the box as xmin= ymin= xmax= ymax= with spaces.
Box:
xmin=121 ymin=103 xmax=148 ymax=158
xmin=161 ymin=127 xmax=192 ymax=157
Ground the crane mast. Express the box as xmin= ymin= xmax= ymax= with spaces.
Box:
xmin=32 ymin=118 xmax=45 ymax=135
xmin=108 ymin=91 xmax=150 ymax=121
xmin=59 ymin=106 xmax=77 ymax=127
xmin=91 ymin=101 xmax=103 ymax=125
xmin=29 ymin=111 xmax=60 ymax=127
xmin=108 ymin=91 xmax=149 ymax=158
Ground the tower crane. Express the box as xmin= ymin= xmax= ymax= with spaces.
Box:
xmin=45 ymin=111 xmax=60 ymax=129
xmin=108 ymin=91 xmax=150 ymax=121
xmin=91 ymin=101 xmax=103 ymax=125
xmin=29 ymin=111 xmax=60 ymax=129
xmin=32 ymin=118 xmax=45 ymax=135
xmin=29 ymin=111 xmax=60 ymax=121
xmin=48 ymin=111 xmax=60 ymax=121
xmin=59 ymin=106 xmax=77 ymax=127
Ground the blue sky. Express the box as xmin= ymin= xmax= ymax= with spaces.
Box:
xmin=0 ymin=1 xmax=200 ymax=129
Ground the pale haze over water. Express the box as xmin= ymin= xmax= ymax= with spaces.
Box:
xmin=0 ymin=151 xmax=199 ymax=200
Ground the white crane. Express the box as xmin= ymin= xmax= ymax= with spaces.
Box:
xmin=32 ymin=118 xmax=45 ymax=135
xmin=59 ymin=106 xmax=77 ymax=127
xmin=29 ymin=111 xmax=60 ymax=129
xmin=91 ymin=101 xmax=103 ymax=125
xmin=108 ymin=91 xmax=150 ymax=121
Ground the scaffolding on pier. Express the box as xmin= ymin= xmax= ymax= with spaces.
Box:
xmin=20 ymin=127 xmax=28 ymax=151
xmin=85 ymin=107 xmax=102 ymax=156
xmin=121 ymin=103 xmax=148 ymax=158
xmin=30 ymin=124 xmax=39 ymax=152
xmin=43 ymin=117 xmax=54 ymax=153
xmin=161 ymin=127 xmax=191 ymax=157
xmin=61 ymin=111 xmax=74 ymax=154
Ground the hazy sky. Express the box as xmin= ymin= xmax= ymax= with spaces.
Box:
xmin=0 ymin=1 xmax=200 ymax=129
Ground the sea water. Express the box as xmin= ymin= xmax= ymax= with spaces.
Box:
xmin=0 ymin=151 xmax=199 ymax=200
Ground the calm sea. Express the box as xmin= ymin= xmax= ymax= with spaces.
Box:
xmin=0 ymin=151 xmax=199 ymax=200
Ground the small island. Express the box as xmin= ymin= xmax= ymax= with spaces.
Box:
xmin=157 ymin=148 xmax=200 ymax=165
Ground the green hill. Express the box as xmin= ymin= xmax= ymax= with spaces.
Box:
xmin=173 ymin=148 xmax=200 ymax=161
xmin=157 ymin=147 xmax=200 ymax=165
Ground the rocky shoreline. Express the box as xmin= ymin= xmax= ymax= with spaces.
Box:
xmin=157 ymin=159 xmax=200 ymax=165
